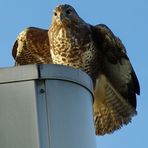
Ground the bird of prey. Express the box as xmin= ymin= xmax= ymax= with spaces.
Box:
xmin=12 ymin=4 xmax=140 ymax=135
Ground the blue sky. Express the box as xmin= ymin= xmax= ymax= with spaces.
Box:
xmin=0 ymin=0 xmax=147 ymax=147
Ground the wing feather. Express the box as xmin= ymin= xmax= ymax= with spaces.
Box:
xmin=93 ymin=24 xmax=140 ymax=107
xmin=12 ymin=27 xmax=52 ymax=65
xmin=94 ymin=74 xmax=137 ymax=135
xmin=91 ymin=24 xmax=140 ymax=135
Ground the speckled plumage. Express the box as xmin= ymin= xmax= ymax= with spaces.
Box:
xmin=12 ymin=27 xmax=52 ymax=65
xmin=12 ymin=4 xmax=140 ymax=135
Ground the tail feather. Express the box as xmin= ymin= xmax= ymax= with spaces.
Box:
xmin=93 ymin=74 xmax=137 ymax=135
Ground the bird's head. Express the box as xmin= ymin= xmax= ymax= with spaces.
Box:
xmin=51 ymin=4 xmax=85 ymax=26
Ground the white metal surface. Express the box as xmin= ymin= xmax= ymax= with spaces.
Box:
xmin=0 ymin=64 xmax=96 ymax=148
xmin=44 ymin=80 xmax=96 ymax=148
xmin=0 ymin=81 xmax=40 ymax=148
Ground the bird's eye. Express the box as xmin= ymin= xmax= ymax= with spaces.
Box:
xmin=66 ymin=9 xmax=72 ymax=15
xmin=54 ymin=12 xmax=57 ymax=16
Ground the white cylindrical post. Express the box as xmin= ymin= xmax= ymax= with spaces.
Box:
xmin=37 ymin=65 xmax=96 ymax=148
xmin=0 ymin=64 xmax=97 ymax=148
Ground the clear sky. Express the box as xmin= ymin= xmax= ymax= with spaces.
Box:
xmin=0 ymin=0 xmax=147 ymax=148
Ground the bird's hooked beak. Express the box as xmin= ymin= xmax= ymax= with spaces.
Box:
xmin=60 ymin=14 xmax=64 ymax=22
xmin=59 ymin=12 xmax=66 ymax=22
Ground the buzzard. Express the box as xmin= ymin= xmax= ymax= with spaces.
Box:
xmin=12 ymin=4 xmax=140 ymax=135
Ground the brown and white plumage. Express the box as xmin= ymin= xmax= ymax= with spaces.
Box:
xmin=92 ymin=24 xmax=140 ymax=134
xmin=12 ymin=27 xmax=52 ymax=65
xmin=12 ymin=4 xmax=140 ymax=135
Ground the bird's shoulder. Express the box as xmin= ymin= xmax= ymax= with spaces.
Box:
xmin=12 ymin=27 xmax=51 ymax=65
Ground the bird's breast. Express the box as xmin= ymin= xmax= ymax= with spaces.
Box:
xmin=49 ymin=27 xmax=98 ymax=77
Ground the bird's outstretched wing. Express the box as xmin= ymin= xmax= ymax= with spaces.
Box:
xmin=91 ymin=24 xmax=140 ymax=135
xmin=12 ymin=27 xmax=52 ymax=65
